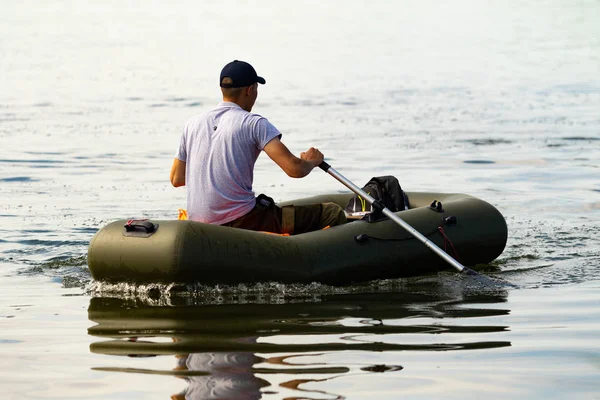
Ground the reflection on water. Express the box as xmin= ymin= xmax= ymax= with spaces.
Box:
xmin=170 ymin=352 xmax=267 ymax=400
xmin=88 ymin=279 xmax=510 ymax=399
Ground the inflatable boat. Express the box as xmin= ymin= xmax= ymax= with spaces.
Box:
xmin=87 ymin=192 xmax=507 ymax=285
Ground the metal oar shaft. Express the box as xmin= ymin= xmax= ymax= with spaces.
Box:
xmin=319 ymin=161 xmax=471 ymax=274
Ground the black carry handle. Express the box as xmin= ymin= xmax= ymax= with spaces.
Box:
xmin=123 ymin=219 xmax=159 ymax=238
xmin=124 ymin=220 xmax=156 ymax=233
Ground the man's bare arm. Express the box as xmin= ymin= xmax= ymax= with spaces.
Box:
xmin=263 ymin=137 xmax=323 ymax=178
xmin=170 ymin=158 xmax=186 ymax=187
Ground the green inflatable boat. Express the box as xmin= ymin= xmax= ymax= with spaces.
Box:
xmin=87 ymin=192 xmax=507 ymax=285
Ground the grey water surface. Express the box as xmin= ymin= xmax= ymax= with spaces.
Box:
xmin=1 ymin=1 xmax=599 ymax=399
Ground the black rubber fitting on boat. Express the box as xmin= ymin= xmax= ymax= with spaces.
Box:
xmin=123 ymin=220 xmax=159 ymax=238
xmin=355 ymin=233 xmax=370 ymax=243
xmin=444 ymin=216 xmax=457 ymax=225
xmin=429 ymin=200 xmax=444 ymax=213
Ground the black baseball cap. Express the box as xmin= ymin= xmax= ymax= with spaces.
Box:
xmin=219 ymin=60 xmax=266 ymax=88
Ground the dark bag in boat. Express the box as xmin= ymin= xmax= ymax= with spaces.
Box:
xmin=345 ymin=176 xmax=409 ymax=214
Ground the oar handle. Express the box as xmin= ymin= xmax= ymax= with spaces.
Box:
xmin=318 ymin=161 xmax=331 ymax=172
xmin=320 ymin=162 xmax=477 ymax=275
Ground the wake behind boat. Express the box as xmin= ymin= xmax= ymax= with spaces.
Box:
xmin=87 ymin=192 xmax=507 ymax=285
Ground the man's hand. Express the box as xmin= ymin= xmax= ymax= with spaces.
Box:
xmin=300 ymin=147 xmax=324 ymax=167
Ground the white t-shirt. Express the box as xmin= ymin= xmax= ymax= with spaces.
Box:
xmin=176 ymin=102 xmax=281 ymax=224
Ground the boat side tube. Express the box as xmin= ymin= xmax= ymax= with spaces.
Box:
xmin=87 ymin=192 xmax=507 ymax=285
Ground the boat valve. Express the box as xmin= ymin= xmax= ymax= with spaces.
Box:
xmin=354 ymin=233 xmax=370 ymax=244
xmin=443 ymin=216 xmax=457 ymax=225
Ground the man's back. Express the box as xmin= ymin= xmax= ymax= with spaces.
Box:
xmin=176 ymin=102 xmax=281 ymax=224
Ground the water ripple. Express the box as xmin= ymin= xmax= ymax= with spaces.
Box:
xmin=0 ymin=177 xmax=37 ymax=182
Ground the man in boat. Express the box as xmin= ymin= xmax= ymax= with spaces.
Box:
xmin=170 ymin=60 xmax=346 ymax=234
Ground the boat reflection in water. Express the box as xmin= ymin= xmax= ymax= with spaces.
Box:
xmin=88 ymin=277 xmax=511 ymax=399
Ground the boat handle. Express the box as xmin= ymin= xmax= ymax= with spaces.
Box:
xmin=124 ymin=219 xmax=157 ymax=233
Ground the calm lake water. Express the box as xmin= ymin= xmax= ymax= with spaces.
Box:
xmin=1 ymin=1 xmax=599 ymax=399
